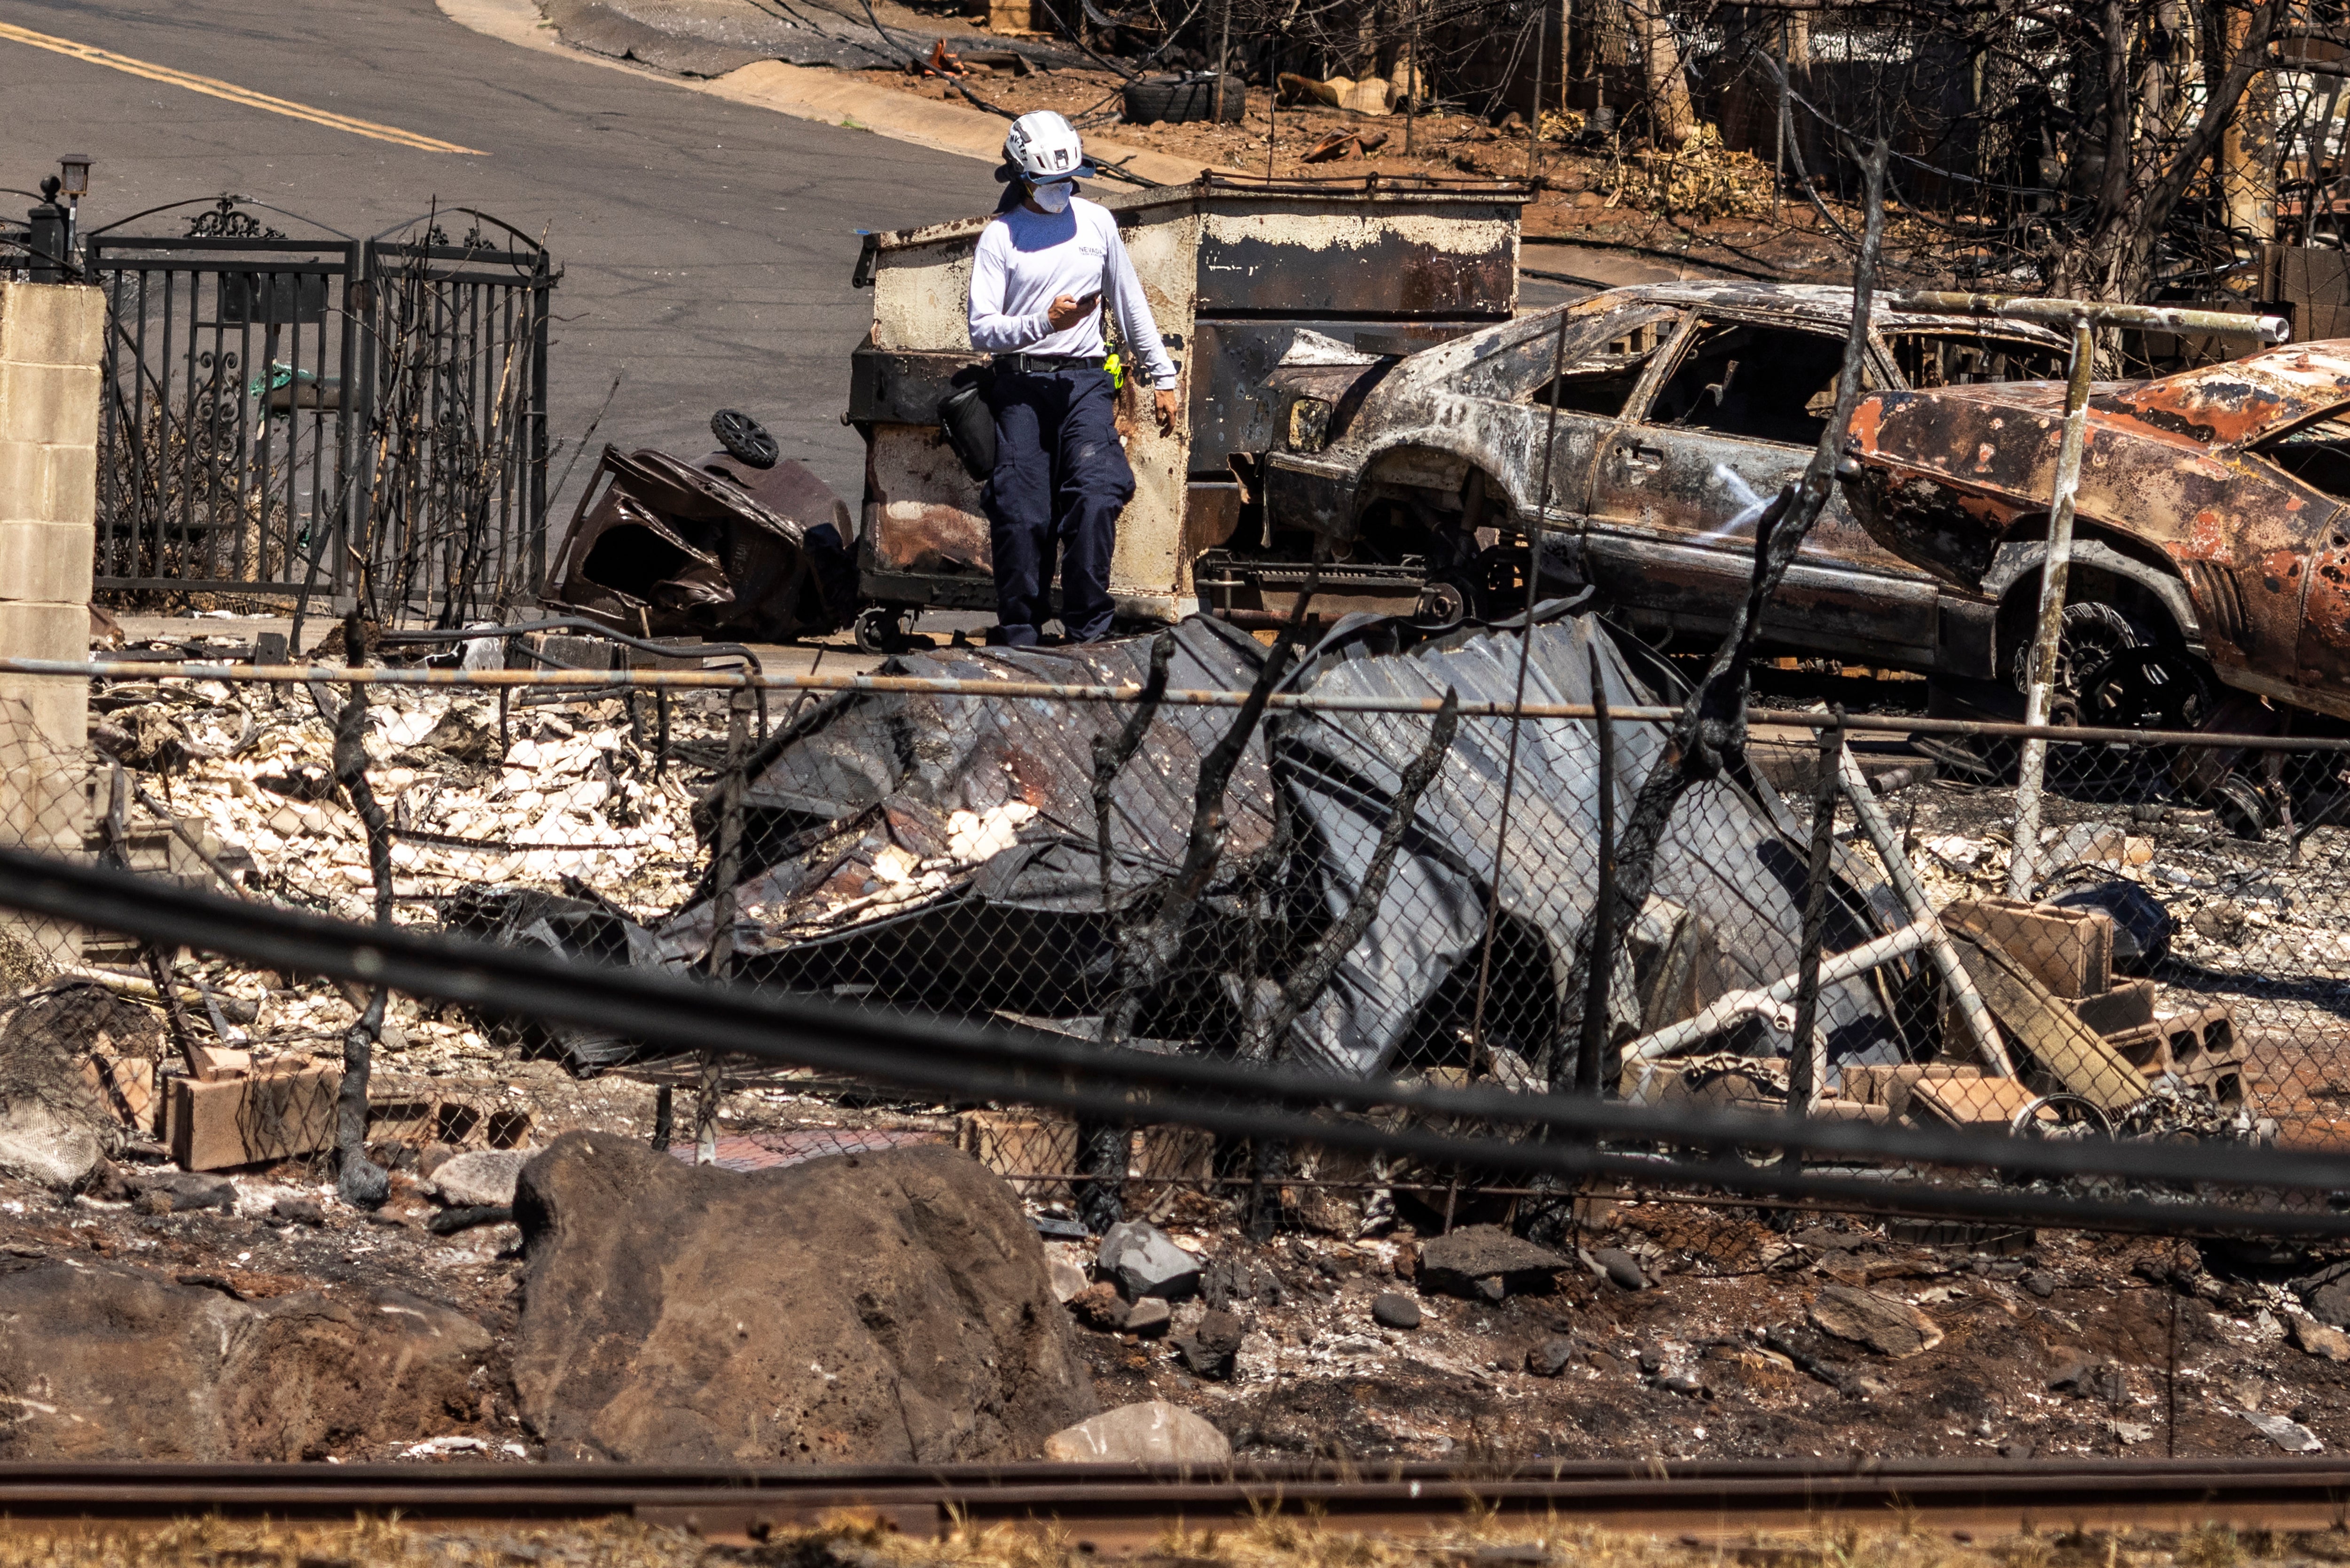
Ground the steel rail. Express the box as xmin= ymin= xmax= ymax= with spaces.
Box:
xmin=22 ymin=655 xmax=2350 ymax=752
xmin=3 ymin=1458 xmax=2350 ymax=1541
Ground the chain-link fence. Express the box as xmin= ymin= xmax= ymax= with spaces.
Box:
xmin=5 ymin=616 xmax=2350 ymax=1249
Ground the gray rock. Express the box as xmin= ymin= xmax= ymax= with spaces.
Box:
xmin=428 ymin=1148 xmax=537 ymax=1209
xmin=2239 ymin=1408 xmax=2324 ymax=1453
xmin=271 ymin=1196 xmax=325 ymax=1227
xmin=1590 ymin=1247 xmax=1649 ymax=1290
xmin=1043 ymin=1401 xmax=1230 ymax=1464
xmin=1371 ymin=1291 xmax=1420 ymax=1330
xmin=0 ymin=1101 xmax=101 ymax=1192
xmin=1202 ymin=1255 xmax=1284 ymax=1309
xmin=133 ymin=1171 xmax=235 ymax=1213
xmin=1525 ymin=1336 xmax=1578 ymax=1377
xmin=2305 ymin=1269 xmax=2350 ymax=1329
xmin=1807 ymin=1285 xmax=1944 ymax=1359
xmin=2023 ymin=1271 xmax=2058 ymax=1298
xmin=1121 ymin=1296 xmax=1171 ymax=1336
xmin=512 ymin=1134 xmax=1097 ymax=1463
xmin=1194 ymin=1309 xmax=1244 ymax=1354
xmin=1416 ymin=1225 xmax=1564 ymax=1299
xmin=1098 ymin=1220 xmax=1201 ymax=1301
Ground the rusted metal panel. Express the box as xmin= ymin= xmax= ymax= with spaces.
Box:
xmin=862 ymin=426 xmax=991 ymax=578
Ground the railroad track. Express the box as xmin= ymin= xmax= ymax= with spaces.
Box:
xmin=3 ymin=1458 xmax=2348 ymax=1544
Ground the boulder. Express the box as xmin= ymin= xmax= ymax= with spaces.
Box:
xmin=0 ymin=1101 xmax=100 ymax=1191
xmin=1807 ymin=1285 xmax=1944 ymax=1359
xmin=1044 ymin=1400 xmax=1230 ymax=1464
xmin=1371 ymin=1291 xmax=1421 ymax=1330
xmin=1525 ymin=1336 xmax=1579 ymax=1377
xmin=1589 ymin=1247 xmax=1649 ymax=1290
xmin=428 ymin=1148 xmax=537 ymax=1208
xmin=0 ymin=1259 xmax=489 ymax=1458
xmin=1416 ymin=1225 xmax=1565 ymax=1299
xmin=511 ymin=1133 xmax=1096 ymax=1463
xmin=1121 ymin=1296 xmax=1172 ymax=1336
xmin=1171 ymin=1308 xmax=1243 ymax=1379
xmin=1098 ymin=1221 xmax=1201 ymax=1300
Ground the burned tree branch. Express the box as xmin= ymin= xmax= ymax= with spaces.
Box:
xmin=1552 ymin=140 xmax=1889 ymax=1096
xmin=1242 ymin=688 xmax=1461 ymax=1063
xmin=1104 ymin=571 xmax=1318 ymax=1047
xmin=331 ymin=613 xmax=395 ymax=1208
xmin=1092 ymin=629 xmax=1176 ymax=915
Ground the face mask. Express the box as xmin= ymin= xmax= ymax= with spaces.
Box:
xmin=1029 ymin=180 xmax=1073 ymax=213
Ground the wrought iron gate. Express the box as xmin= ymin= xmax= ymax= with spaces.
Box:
xmin=88 ymin=197 xmax=556 ymax=624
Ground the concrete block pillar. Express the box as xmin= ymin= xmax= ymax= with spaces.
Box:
xmin=0 ymin=279 xmax=103 ymax=867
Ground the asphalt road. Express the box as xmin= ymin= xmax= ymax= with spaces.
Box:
xmin=0 ymin=0 xmax=987 ymax=512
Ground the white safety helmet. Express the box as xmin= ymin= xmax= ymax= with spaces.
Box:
xmin=1004 ymin=110 xmax=1091 ymax=183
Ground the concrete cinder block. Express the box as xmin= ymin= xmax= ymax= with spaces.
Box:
xmin=169 ymin=1062 xmax=341 ymax=1172
xmin=0 ymin=600 xmax=92 ymax=661
xmin=0 ymin=439 xmax=96 ymax=530
xmin=0 ymin=363 xmax=100 ymax=451
xmin=0 ymin=676 xmax=87 ymax=753
xmin=0 ymin=282 xmax=105 ymax=371
xmin=0 ymin=522 xmax=92 ymax=606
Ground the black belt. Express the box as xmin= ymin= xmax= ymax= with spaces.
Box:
xmin=994 ymin=353 xmax=1108 ymax=375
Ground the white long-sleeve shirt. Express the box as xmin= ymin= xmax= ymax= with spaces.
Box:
xmin=967 ymin=196 xmax=1179 ymax=390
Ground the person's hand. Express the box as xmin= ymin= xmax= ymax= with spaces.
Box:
xmin=1047 ymin=292 xmax=1098 ymax=330
xmin=1153 ymin=387 xmax=1180 ymax=435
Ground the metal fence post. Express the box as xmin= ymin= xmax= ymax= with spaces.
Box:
xmin=2006 ymin=318 xmax=2096 ymax=901
xmin=695 ymin=684 xmax=753 ymax=1164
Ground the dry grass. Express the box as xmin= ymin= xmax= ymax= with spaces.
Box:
xmin=0 ymin=1512 xmax=2333 ymax=1568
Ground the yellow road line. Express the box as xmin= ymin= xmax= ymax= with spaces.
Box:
xmin=0 ymin=20 xmax=486 ymax=155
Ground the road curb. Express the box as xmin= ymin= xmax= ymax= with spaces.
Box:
xmin=435 ymin=0 xmax=1206 ymax=185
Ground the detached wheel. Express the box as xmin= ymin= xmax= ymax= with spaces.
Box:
xmin=854 ymin=604 xmax=913 ymax=655
xmin=2013 ymin=602 xmax=2216 ymax=791
xmin=711 ymin=408 xmax=779 ymax=470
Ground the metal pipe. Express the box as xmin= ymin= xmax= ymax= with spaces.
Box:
xmin=1784 ymin=712 xmax=1842 ymax=1114
xmin=1883 ymin=291 xmax=2288 ymax=342
xmin=2007 ymin=320 xmax=2096 ymax=902
xmin=27 ymin=654 xmax=2350 ymax=750
xmin=1838 ymin=745 xmax=2014 ymax=1078
xmin=1621 ymin=918 xmax=1938 ymax=1065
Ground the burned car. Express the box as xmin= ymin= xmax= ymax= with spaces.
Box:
xmin=1246 ymin=282 xmax=2068 ymax=672
xmin=1843 ymin=342 xmax=2350 ymax=728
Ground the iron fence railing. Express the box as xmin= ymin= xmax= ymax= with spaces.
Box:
xmin=82 ymin=197 xmax=555 ymax=624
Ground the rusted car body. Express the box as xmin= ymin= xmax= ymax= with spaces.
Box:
xmin=1843 ymin=344 xmax=2350 ymax=723
xmin=1255 ymin=282 xmax=2072 ymax=671
xmin=846 ymin=175 xmax=1528 ymax=640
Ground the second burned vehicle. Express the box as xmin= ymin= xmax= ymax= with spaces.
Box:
xmin=1241 ymin=282 xmax=2072 ymax=690
xmin=1841 ymin=342 xmax=2350 ymax=731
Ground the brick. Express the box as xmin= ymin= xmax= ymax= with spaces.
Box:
xmin=168 ymin=1061 xmax=340 ymax=1172
xmin=1910 ymin=1074 xmax=2046 ymax=1127
xmin=0 ymin=363 xmax=100 ymax=450
xmin=2073 ymin=979 xmax=2158 ymax=1040
xmin=1837 ymin=1062 xmax=1982 ymax=1119
xmin=81 ymin=1052 xmax=157 ymax=1132
xmin=1943 ymin=897 xmax=2114 ymax=998
xmin=0 ymin=282 xmax=105 ymax=370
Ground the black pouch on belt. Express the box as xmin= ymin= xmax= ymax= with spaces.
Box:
xmin=937 ymin=366 xmax=996 ymax=482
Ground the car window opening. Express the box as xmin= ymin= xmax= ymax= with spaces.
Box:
xmin=1646 ymin=321 xmax=1865 ymax=447
xmin=1520 ymin=320 xmax=1672 ymax=416
xmin=1884 ymin=331 xmax=2069 ymax=388
xmin=2256 ymin=409 xmax=2350 ymax=503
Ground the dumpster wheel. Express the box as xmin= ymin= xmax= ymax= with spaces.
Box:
xmin=855 ymin=604 xmax=916 ymax=655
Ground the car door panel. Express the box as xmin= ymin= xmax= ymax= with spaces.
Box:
xmin=1584 ymin=315 xmax=1940 ymax=661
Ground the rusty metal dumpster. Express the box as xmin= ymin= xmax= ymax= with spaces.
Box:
xmin=846 ymin=174 xmax=1527 ymax=648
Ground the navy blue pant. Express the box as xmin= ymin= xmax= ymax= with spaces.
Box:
xmin=982 ymin=368 xmax=1134 ymax=645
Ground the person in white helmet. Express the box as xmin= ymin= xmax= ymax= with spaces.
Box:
xmin=968 ymin=110 xmax=1180 ymax=645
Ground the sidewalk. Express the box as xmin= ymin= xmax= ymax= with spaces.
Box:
xmin=436 ymin=0 xmax=1212 ymax=184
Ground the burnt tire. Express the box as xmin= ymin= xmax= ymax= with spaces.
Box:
xmin=2010 ymin=600 xmax=2217 ymax=796
xmin=1122 ymin=74 xmax=1244 ymax=125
